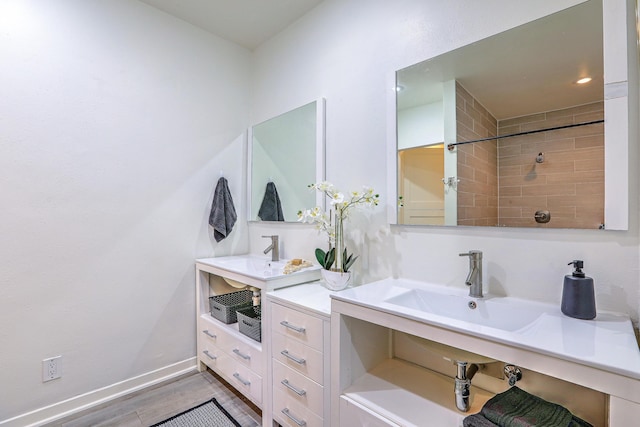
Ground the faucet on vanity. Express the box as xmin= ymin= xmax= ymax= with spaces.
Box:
xmin=262 ymin=235 xmax=280 ymax=261
xmin=459 ymin=250 xmax=483 ymax=298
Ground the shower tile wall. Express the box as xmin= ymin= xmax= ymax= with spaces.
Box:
xmin=455 ymin=83 xmax=499 ymax=226
xmin=497 ymin=102 xmax=604 ymax=229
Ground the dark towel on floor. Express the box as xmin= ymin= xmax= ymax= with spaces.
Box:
xmin=463 ymin=414 xmax=499 ymax=427
xmin=464 ymin=387 xmax=593 ymax=427
xmin=257 ymin=182 xmax=284 ymax=221
xmin=209 ymin=177 xmax=237 ymax=242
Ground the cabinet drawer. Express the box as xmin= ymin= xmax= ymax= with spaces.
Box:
xmin=220 ymin=357 xmax=263 ymax=406
xmin=199 ymin=318 xmax=224 ymax=347
xmin=273 ymin=359 xmax=324 ymax=417
xmin=198 ymin=318 xmax=262 ymax=375
xmin=272 ymin=332 xmax=324 ymax=384
xmin=199 ymin=339 xmax=225 ymax=371
xmin=271 ymin=303 xmax=324 ymax=351
xmin=273 ymin=388 xmax=323 ymax=427
xmin=224 ymin=340 xmax=262 ymax=376
xmin=199 ymin=335 xmax=262 ymax=407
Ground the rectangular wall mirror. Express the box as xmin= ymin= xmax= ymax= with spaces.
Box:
xmin=389 ymin=0 xmax=630 ymax=230
xmin=248 ymin=98 xmax=326 ymax=222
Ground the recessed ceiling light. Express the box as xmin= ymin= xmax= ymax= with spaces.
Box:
xmin=576 ymin=77 xmax=592 ymax=84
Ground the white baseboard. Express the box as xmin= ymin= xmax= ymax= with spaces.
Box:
xmin=0 ymin=357 xmax=198 ymax=427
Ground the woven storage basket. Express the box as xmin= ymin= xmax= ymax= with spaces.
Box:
xmin=237 ymin=305 xmax=261 ymax=342
xmin=209 ymin=290 xmax=253 ymax=324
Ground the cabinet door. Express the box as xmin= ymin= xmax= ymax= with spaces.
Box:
xmin=339 ymin=396 xmax=400 ymax=427
xmin=609 ymin=396 xmax=640 ymax=426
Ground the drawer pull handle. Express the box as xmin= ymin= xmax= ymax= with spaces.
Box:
xmin=232 ymin=348 xmax=251 ymax=360
xmin=203 ymin=350 xmax=217 ymax=360
xmin=280 ymin=320 xmax=306 ymax=334
xmin=281 ymin=408 xmax=306 ymax=426
xmin=281 ymin=350 xmax=306 ymax=365
xmin=202 ymin=330 xmax=217 ymax=339
xmin=281 ymin=379 xmax=306 ymax=396
xmin=233 ymin=372 xmax=251 ymax=386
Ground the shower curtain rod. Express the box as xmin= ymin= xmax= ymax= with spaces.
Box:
xmin=446 ymin=119 xmax=604 ymax=151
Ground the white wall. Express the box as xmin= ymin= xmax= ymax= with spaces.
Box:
xmin=397 ymin=102 xmax=443 ymax=150
xmin=250 ymin=0 xmax=639 ymax=323
xmin=0 ymin=0 xmax=250 ymax=422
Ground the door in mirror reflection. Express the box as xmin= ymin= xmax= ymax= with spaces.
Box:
xmin=398 ymin=145 xmax=445 ymax=225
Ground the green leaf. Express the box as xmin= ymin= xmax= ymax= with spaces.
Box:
xmin=341 ymin=247 xmax=358 ymax=272
xmin=344 ymin=254 xmax=358 ymax=272
xmin=315 ymin=248 xmax=326 ymax=266
xmin=324 ymin=247 xmax=336 ymax=269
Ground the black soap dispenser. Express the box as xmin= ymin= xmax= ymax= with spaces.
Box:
xmin=561 ymin=260 xmax=596 ymax=320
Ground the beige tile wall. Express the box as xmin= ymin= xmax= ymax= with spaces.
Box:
xmin=456 ymin=83 xmax=499 ymax=226
xmin=497 ymin=102 xmax=604 ymax=229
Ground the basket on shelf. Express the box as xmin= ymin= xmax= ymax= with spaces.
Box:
xmin=237 ymin=305 xmax=262 ymax=342
xmin=209 ymin=289 xmax=253 ymax=324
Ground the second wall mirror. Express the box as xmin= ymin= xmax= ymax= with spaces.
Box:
xmin=391 ymin=0 xmax=629 ymax=230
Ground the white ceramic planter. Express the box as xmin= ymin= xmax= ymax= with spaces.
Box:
xmin=321 ymin=269 xmax=352 ymax=291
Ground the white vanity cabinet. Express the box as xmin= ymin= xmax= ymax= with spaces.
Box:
xmin=331 ymin=287 xmax=640 ymax=426
xmin=195 ymin=256 xmax=321 ymax=417
xmin=196 ymin=259 xmax=266 ymax=409
xmin=266 ymin=283 xmax=333 ymax=427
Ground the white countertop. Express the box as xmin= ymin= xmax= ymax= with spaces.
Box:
xmin=331 ymin=277 xmax=640 ymax=380
xmin=267 ymin=281 xmax=339 ymax=316
xmin=196 ymin=255 xmax=321 ymax=290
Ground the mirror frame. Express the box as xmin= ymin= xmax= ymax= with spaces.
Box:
xmin=247 ymin=97 xmax=326 ymax=222
xmin=387 ymin=0 xmax=630 ymax=231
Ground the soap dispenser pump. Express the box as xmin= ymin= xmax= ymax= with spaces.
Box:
xmin=561 ymin=260 xmax=596 ymax=320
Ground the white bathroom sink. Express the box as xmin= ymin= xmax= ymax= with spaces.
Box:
xmin=196 ymin=255 xmax=321 ymax=290
xmin=212 ymin=256 xmax=288 ymax=277
xmin=384 ymin=288 xmax=544 ymax=332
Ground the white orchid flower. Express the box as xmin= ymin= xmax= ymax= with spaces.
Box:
xmin=330 ymin=192 xmax=345 ymax=205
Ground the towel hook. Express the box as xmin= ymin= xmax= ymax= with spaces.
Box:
xmin=219 ymin=170 xmax=224 ymax=178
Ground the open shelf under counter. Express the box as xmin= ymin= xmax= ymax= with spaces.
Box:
xmin=342 ymin=358 xmax=492 ymax=426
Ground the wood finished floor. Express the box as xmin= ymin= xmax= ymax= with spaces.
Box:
xmin=44 ymin=369 xmax=262 ymax=427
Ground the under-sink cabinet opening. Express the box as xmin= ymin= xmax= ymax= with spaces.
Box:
xmin=334 ymin=314 xmax=605 ymax=426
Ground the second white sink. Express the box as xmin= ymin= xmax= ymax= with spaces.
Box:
xmin=384 ymin=288 xmax=544 ymax=332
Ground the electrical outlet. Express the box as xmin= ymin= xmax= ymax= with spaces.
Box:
xmin=42 ymin=356 xmax=61 ymax=382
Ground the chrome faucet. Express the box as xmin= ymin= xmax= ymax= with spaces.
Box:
xmin=262 ymin=235 xmax=279 ymax=261
xmin=459 ymin=250 xmax=483 ymax=298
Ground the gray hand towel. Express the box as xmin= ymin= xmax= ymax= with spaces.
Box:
xmin=257 ymin=182 xmax=284 ymax=221
xmin=209 ymin=177 xmax=237 ymax=242
xmin=463 ymin=414 xmax=499 ymax=427
xmin=464 ymin=387 xmax=593 ymax=427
